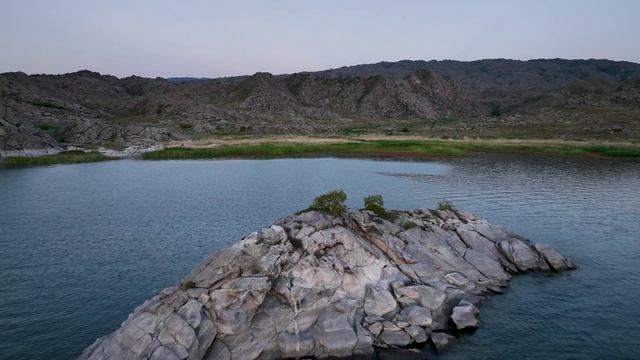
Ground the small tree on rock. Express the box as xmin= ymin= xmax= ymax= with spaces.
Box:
xmin=307 ymin=190 xmax=347 ymax=217
xmin=363 ymin=194 xmax=384 ymax=209
xmin=438 ymin=200 xmax=456 ymax=211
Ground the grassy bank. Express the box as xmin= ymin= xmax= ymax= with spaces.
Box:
xmin=3 ymin=139 xmax=638 ymax=168
xmin=142 ymin=139 xmax=640 ymax=161
xmin=0 ymin=151 xmax=112 ymax=167
xmin=421 ymin=140 xmax=640 ymax=158
xmin=142 ymin=141 xmax=466 ymax=160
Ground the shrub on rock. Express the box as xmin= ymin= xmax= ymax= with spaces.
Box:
xmin=364 ymin=194 xmax=384 ymax=208
xmin=363 ymin=194 xmax=397 ymax=222
xmin=438 ymin=200 xmax=456 ymax=211
xmin=307 ymin=190 xmax=347 ymax=217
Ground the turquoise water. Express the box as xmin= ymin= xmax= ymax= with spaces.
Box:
xmin=0 ymin=156 xmax=639 ymax=359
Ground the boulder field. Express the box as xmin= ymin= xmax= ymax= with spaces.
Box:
xmin=78 ymin=208 xmax=575 ymax=360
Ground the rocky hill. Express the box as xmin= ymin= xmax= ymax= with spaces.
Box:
xmin=77 ymin=206 xmax=574 ymax=359
xmin=1 ymin=59 xmax=639 ymax=154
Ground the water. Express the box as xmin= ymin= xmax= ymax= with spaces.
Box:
xmin=0 ymin=155 xmax=639 ymax=360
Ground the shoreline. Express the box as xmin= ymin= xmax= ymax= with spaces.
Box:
xmin=144 ymin=137 xmax=640 ymax=161
xmin=2 ymin=136 xmax=640 ymax=167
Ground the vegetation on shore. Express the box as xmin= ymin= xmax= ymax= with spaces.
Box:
xmin=2 ymin=137 xmax=639 ymax=168
xmin=142 ymin=139 xmax=640 ymax=161
xmin=143 ymin=141 xmax=465 ymax=160
xmin=0 ymin=150 xmax=112 ymax=167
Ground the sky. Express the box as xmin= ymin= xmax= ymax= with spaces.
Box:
xmin=1 ymin=0 xmax=639 ymax=78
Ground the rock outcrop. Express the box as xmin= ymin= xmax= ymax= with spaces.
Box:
xmin=78 ymin=208 xmax=575 ymax=360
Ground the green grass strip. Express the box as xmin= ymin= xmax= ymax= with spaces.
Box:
xmin=142 ymin=140 xmax=640 ymax=160
xmin=1 ymin=151 xmax=112 ymax=167
xmin=142 ymin=141 xmax=466 ymax=160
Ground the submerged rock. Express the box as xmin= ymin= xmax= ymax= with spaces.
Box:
xmin=77 ymin=208 xmax=575 ymax=360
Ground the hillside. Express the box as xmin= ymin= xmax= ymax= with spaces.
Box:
xmin=1 ymin=59 xmax=639 ymax=154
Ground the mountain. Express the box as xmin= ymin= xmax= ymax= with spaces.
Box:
xmin=1 ymin=59 xmax=639 ymax=153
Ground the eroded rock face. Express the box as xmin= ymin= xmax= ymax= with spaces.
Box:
xmin=77 ymin=208 xmax=575 ymax=360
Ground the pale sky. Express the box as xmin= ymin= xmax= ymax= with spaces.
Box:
xmin=1 ymin=0 xmax=639 ymax=78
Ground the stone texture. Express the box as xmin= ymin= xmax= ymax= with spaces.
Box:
xmin=364 ymin=284 xmax=397 ymax=317
xmin=77 ymin=208 xmax=575 ymax=360
xmin=535 ymin=243 xmax=576 ymax=271
xmin=431 ymin=332 xmax=456 ymax=353
xmin=451 ymin=300 xmax=480 ymax=331
xmin=398 ymin=305 xmax=432 ymax=327
xmin=379 ymin=329 xmax=412 ymax=347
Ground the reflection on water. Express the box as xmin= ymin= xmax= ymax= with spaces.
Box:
xmin=0 ymin=155 xmax=639 ymax=360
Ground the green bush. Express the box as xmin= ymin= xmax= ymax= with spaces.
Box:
xmin=437 ymin=200 xmax=456 ymax=211
xmin=402 ymin=221 xmax=418 ymax=230
xmin=363 ymin=194 xmax=397 ymax=222
xmin=364 ymin=194 xmax=384 ymax=209
xmin=0 ymin=151 xmax=110 ymax=167
xmin=306 ymin=190 xmax=347 ymax=217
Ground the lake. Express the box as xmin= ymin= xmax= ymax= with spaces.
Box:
xmin=0 ymin=155 xmax=639 ymax=360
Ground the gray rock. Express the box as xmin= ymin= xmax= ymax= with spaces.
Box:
xmin=278 ymin=331 xmax=315 ymax=358
xmin=150 ymin=345 xmax=181 ymax=360
xmin=451 ymin=300 xmax=480 ymax=331
xmin=368 ymin=322 xmax=383 ymax=336
xmin=77 ymin=207 xmax=574 ymax=360
xmin=534 ymin=243 xmax=575 ymax=271
xmin=364 ymin=284 xmax=398 ymax=317
xmin=204 ymin=341 xmax=230 ymax=360
xmin=293 ymin=211 xmax=332 ymax=230
xmin=498 ymin=236 xmax=546 ymax=272
xmin=398 ymin=305 xmax=432 ymax=327
xmin=404 ymin=325 xmax=428 ymax=344
xmin=379 ymin=329 xmax=412 ymax=347
xmin=312 ymin=299 xmax=360 ymax=357
xmin=463 ymin=249 xmax=511 ymax=283
xmin=177 ymin=300 xmax=202 ymax=329
xmin=193 ymin=317 xmax=217 ymax=360
xmin=430 ymin=332 xmax=455 ymax=352
xmin=395 ymin=285 xmax=446 ymax=313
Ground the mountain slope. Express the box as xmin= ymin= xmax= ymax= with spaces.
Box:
xmin=1 ymin=59 xmax=639 ymax=153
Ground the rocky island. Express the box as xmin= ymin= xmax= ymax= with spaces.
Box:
xmin=78 ymin=193 xmax=575 ymax=360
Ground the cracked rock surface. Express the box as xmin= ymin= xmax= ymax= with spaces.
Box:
xmin=78 ymin=208 xmax=575 ymax=360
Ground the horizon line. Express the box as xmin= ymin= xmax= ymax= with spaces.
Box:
xmin=2 ymin=57 xmax=639 ymax=80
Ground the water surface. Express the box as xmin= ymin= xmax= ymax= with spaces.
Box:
xmin=0 ymin=155 xmax=638 ymax=359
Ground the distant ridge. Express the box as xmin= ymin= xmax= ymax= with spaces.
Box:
xmin=1 ymin=58 xmax=639 ymax=152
